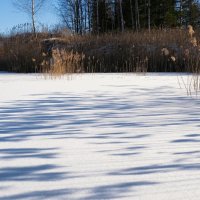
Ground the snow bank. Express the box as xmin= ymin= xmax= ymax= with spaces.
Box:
xmin=0 ymin=73 xmax=200 ymax=200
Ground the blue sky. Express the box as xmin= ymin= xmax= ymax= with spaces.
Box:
xmin=0 ymin=0 xmax=59 ymax=34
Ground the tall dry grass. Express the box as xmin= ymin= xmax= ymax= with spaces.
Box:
xmin=3 ymin=34 xmax=44 ymax=72
xmin=42 ymin=28 xmax=200 ymax=74
xmin=1 ymin=27 xmax=200 ymax=78
xmin=42 ymin=49 xmax=85 ymax=75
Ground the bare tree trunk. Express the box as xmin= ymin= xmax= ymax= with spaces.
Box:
xmin=119 ymin=0 xmax=124 ymax=32
xmin=135 ymin=0 xmax=140 ymax=31
xmin=96 ymin=0 xmax=99 ymax=34
xmin=31 ymin=0 xmax=36 ymax=37
xmin=79 ymin=0 xmax=83 ymax=35
xmin=87 ymin=0 xmax=91 ymax=32
xmin=75 ymin=0 xmax=79 ymax=33
xmin=130 ymin=0 xmax=134 ymax=30
xmin=148 ymin=0 xmax=151 ymax=32
xmin=180 ymin=0 xmax=183 ymax=26
xmin=13 ymin=0 xmax=46 ymax=38
xmin=84 ymin=0 xmax=87 ymax=33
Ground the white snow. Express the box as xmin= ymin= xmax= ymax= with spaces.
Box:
xmin=0 ymin=73 xmax=200 ymax=200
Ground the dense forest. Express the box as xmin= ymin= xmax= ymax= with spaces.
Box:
xmin=56 ymin=0 xmax=200 ymax=34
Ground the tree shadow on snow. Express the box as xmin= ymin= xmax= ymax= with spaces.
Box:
xmin=0 ymin=189 xmax=72 ymax=200
xmin=1 ymin=85 xmax=200 ymax=199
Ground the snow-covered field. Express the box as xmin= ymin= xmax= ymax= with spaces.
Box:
xmin=0 ymin=73 xmax=200 ymax=200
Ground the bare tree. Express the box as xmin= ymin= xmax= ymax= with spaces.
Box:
xmin=118 ymin=0 xmax=124 ymax=32
xmin=12 ymin=0 xmax=46 ymax=36
xmin=148 ymin=0 xmax=151 ymax=32
xmin=129 ymin=0 xmax=134 ymax=30
xmin=96 ymin=0 xmax=99 ymax=34
xmin=180 ymin=0 xmax=183 ymax=25
xmin=87 ymin=0 xmax=92 ymax=32
xmin=135 ymin=0 xmax=140 ymax=31
xmin=57 ymin=0 xmax=88 ymax=34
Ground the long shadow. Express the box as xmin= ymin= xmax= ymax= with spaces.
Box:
xmin=0 ymin=164 xmax=66 ymax=181
xmin=171 ymin=133 xmax=200 ymax=143
xmin=0 ymin=189 xmax=72 ymax=200
xmin=1 ymin=88 xmax=200 ymax=157
xmin=0 ymin=148 xmax=57 ymax=159
xmin=1 ymin=84 xmax=200 ymax=199
xmin=173 ymin=150 xmax=200 ymax=155
xmin=85 ymin=181 xmax=158 ymax=199
xmin=108 ymin=163 xmax=200 ymax=176
xmin=0 ymin=94 xmax=151 ymax=143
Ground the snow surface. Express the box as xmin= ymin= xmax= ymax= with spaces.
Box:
xmin=0 ymin=73 xmax=200 ymax=200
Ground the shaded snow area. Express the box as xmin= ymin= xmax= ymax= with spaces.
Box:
xmin=0 ymin=73 xmax=200 ymax=200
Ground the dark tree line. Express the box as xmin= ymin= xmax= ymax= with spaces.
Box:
xmin=56 ymin=0 xmax=200 ymax=34
xmin=56 ymin=0 xmax=198 ymax=34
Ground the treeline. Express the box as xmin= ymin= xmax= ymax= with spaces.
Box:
xmin=57 ymin=0 xmax=200 ymax=34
